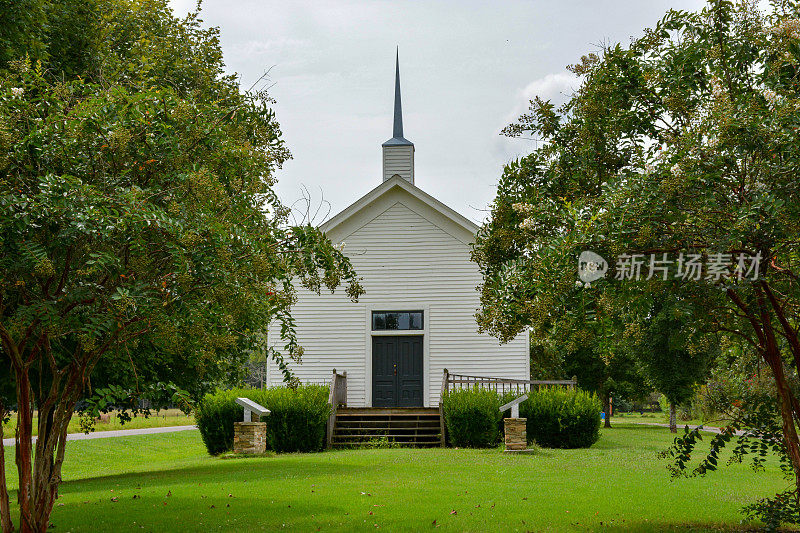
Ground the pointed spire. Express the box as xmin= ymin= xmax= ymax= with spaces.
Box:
xmin=382 ymin=47 xmax=414 ymax=184
xmin=382 ymin=48 xmax=413 ymax=148
xmin=393 ymin=47 xmax=403 ymax=139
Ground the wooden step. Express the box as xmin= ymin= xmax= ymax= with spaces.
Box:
xmin=333 ymin=434 xmax=440 ymax=438
xmin=333 ymin=426 xmax=440 ymax=436
xmin=335 ymin=422 xmax=441 ymax=431
xmin=331 ymin=441 xmax=441 ymax=448
xmin=331 ymin=407 xmax=444 ymax=448
xmin=337 ymin=408 xmax=439 ymax=416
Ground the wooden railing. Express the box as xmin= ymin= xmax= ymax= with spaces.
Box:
xmin=440 ymin=369 xmax=577 ymax=397
xmin=326 ymin=369 xmax=347 ymax=448
xmin=438 ymin=370 xmax=577 ymax=448
xmin=299 ymin=378 xmax=333 ymax=387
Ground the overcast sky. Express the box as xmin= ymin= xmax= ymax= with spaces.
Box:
xmin=169 ymin=0 xmax=707 ymax=225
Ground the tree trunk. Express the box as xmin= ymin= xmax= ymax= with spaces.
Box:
xmin=0 ymin=400 xmax=14 ymax=533
xmin=12 ymin=363 xmax=77 ymax=533
xmin=15 ymin=367 xmax=36 ymax=533
xmin=603 ymin=394 xmax=612 ymax=428
xmin=31 ymin=396 xmax=74 ymax=531
xmin=761 ymin=343 xmax=800 ymax=506
xmin=669 ymin=402 xmax=677 ymax=434
xmin=753 ymin=286 xmax=800 ymax=506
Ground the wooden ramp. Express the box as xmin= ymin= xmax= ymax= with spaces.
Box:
xmin=331 ymin=408 xmax=443 ymax=448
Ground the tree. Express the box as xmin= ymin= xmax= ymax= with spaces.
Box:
xmin=564 ymin=344 xmax=647 ymax=429
xmin=0 ymin=2 xmax=363 ymax=531
xmin=473 ymin=0 xmax=800 ymax=524
xmin=526 ymin=315 xmax=649 ymax=428
xmin=628 ymin=297 xmax=716 ymax=432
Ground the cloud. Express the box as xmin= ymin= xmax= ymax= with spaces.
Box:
xmin=506 ymin=71 xmax=579 ymax=126
xmin=491 ymin=71 xmax=579 ymax=164
xmin=167 ymin=0 xmax=195 ymax=16
xmin=165 ymin=0 xmax=708 ymax=226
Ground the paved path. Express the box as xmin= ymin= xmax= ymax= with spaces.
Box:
xmin=2 ymin=425 xmax=197 ymax=447
xmin=626 ymin=421 xmax=748 ymax=437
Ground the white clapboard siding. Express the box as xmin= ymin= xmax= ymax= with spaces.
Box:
xmin=267 ymin=179 xmax=528 ymax=406
xmin=382 ymin=145 xmax=414 ymax=182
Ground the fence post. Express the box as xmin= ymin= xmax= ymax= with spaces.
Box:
xmin=439 ymin=369 xmax=449 ymax=447
xmin=339 ymin=371 xmax=348 ymax=407
xmin=326 ymin=369 xmax=338 ymax=448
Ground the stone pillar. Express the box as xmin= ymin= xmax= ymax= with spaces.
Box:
xmin=233 ymin=421 xmax=267 ymax=454
xmin=504 ymin=418 xmax=527 ymax=451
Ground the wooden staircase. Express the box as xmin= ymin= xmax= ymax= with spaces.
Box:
xmin=330 ymin=408 xmax=443 ymax=448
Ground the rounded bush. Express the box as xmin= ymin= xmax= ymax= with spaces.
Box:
xmin=195 ymin=389 xmax=241 ymax=455
xmin=195 ymin=385 xmax=331 ymax=455
xmin=521 ymin=387 xmax=601 ymax=449
xmin=442 ymin=386 xmax=502 ymax=448
xmin=258 ymin=385 xmax=331 ymax=453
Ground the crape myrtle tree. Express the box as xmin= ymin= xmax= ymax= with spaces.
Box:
xmin=0 ymin=2 xmax=363 ymax=531
xmin=472 ymin=0 xmax=800 ymax=525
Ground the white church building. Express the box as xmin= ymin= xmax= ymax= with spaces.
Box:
xmin=267 ymin=55 xmax=529 ymax=408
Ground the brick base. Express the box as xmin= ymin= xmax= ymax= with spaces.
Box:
xmin=234 ymin=421 xmax=267 ymax=454
xmin=504 ymin=418 xmax=527 ymax=451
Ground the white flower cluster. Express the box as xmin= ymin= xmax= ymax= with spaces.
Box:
xmin=771 ymin=17 xmax=800 ymax=40
xmin=511 ymin=202 xmax=535 ymax=215
xmin=10 ymin=87 xmax=23 ymax=97
xmin=761 ymin=88 xmax=779 ymax=105
xmin=670 ymin=163 xmax=684 ymax=178
xmin=518 ymin=218 xmax=537 ymax=231
xmin=710 ymin=77 xmax=725 ymax=99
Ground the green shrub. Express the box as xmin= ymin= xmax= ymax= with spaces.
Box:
xmin=258 ymin=385 xmax=331 ymax=453
xmin=195 ymin=389 xmax=242 ymax=455
xmin=522 ymin=387 xmax=601 ymax=449
xmin=195 ymin=385 xmax=331 ymax=455
xmin=442 ymin=386 xmax=502 ymax=448
xmin=613 ymin=396 xmax=634 ymax=413
xmin=498 ymin=390 xmax=521 ymax=434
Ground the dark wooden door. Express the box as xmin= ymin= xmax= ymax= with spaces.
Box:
xmin=372 ymin=335 xmax=423 ymax=407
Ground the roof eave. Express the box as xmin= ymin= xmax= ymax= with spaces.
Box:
xmin=320 ymin=176 xmax=479 ymax=239
xmin=382 ymin=136 xmax=414 ymax=147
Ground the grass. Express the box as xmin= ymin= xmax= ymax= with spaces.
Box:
xmin=1 ymin=423 xmax=794 ymax=532
xmin=613 ymin=411 xmax=732 ymax=429
xmin=2 ymin=409 xmax=194 ymax=439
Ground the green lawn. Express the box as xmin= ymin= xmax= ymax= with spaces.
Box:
xmin=2 ymin=409 xmax=194 ymax=439
xmin=612 ymin=412 xmax=734 ymax=428
xmin=1 ymin=424 xmax=793 ymax=531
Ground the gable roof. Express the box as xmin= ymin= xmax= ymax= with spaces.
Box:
xmin=320 ymin=176 xmax=480 ymax=245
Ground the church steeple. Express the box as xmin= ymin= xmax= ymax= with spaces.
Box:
xmin=392 ymin=49 xmax=404 ymax=139
xmin=382 ymin=48 xmax=414 ymax=184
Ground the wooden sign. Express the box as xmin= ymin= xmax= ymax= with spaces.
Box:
xmin=236 ymin=397 xmax=271 ymax=422
xmin=499 ymin=394 xmax=528 ymax=419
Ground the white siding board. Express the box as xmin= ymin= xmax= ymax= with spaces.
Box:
xmin=268 ymin=195 xmax=528 ymax=406
xmin=382 ymin=145 xmax=415 ymax=183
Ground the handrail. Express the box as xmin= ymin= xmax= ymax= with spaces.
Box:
xmin=326 ymin=369 xmax=347 ymax=448
xmin=440 ymin=370 xmax=577 ymax=397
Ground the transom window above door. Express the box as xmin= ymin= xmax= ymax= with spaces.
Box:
xmin=372 ymin=311 xmax=423 ymax=331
